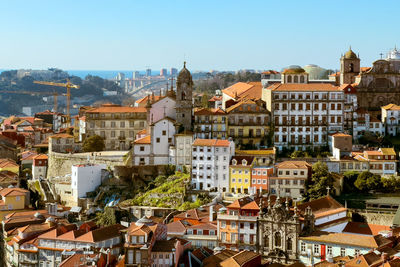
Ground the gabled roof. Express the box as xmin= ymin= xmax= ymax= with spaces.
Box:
xmin=49 ymin=133 xmax=73 ymax=139
xmin=222 ymin=82 xmax=254 ymax=98
xmin=85 ymin=104 xmax=146 ymax=113
xmin=135 ymin=95 xmax=162 ymax=104
xmin=230 ymin=156 xmax=254 ymax=167
xmin=0 ymin=187 xmax=28 ymax=197
xmin=343 ymin=222 xmax=391 ymax=236
xmin=187 ymin=222 xmax=217 ymax=231
xmin=345 ymin=251 xmax=382 ymax=267
xmin=33 ymin=154 xmax=48 ymax=160
xmin=194 ymin=108 xmax=226 ymax=115
xmin=301 ymin=232 xmax=392 ymax=249
xmin=225 ymin=99 xmax=265 ymax=113
xmin=221 ymin=250 xmax=260 ymax=266
xmin=267 ymin=83 xmax=341 ymax=92
xmin=297 ymin=196 xmax=346 ymax=218
xmin=134 ymin=135 xmax=151 ymax=144
xmin=228 ymin=197 xmax=256 ymax=210
xmin=76 ymin=224 xmax=125 ymax=242
xmin=382 ymin=104 xmax=400 ymax=111
xmin=193 ymin=139 xmax=231 ymax=147
xmin=167 ymin=220 xmax=190 ymax=234
xmin=276 ymin=160 xmax=311 ymax=169
xmin=0 ymin=158 xmax=19 ymax=168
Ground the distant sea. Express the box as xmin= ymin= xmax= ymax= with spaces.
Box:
xmin=0 ymin=69 xmax=161 ymax=79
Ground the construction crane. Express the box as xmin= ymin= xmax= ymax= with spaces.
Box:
xmin=0 ymin=90 xmax=67 ymax=112
xmin=33 ymin=79 xmax=80 ymax=124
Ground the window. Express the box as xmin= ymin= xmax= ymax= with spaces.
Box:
xmin=274 ymin=232 xmax=281 ymax=247
xmin=111 ymin=122 xmax=116 ymax=127
xmin=156 ymin=138 xmax=160 ymax=143
xmin=120 ymin=121 xmax=125 ymax=127
xmin=340 ymin=247 xmax=346 ymax=257
xmin=301 ymin=242 xmax=306 ymax=253
xmin=252 ymin=179 xmax=256 ymax=184
xmin=162 ymin=130 xmax=166 ymax=136
xmin=355 ymin=249 xmax=360 ymax=255
xmin=327 ymin=246 xmax=332 ymax=255
xmin=140 ymin=146 xmax=144 ymax=152
xmin=231 ymin=221 xmax=236 ymax=229
xmin=314 ymin=244 xmax=320 ymax=255
xmin=221 ymin=221 xmax=226 ymax=228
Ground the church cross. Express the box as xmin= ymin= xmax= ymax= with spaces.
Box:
xmin=380 ymin=53 xmax=384 ymax=59
xmin=163 ymin=106 xmax=166 ymax=117
xmin=326 ymin=186 xmax=331 ymax=196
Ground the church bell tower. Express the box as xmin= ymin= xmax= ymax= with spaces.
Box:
xmin=176 ymin=62 xmax=193 ymax=132
xmin=340 ymin=47 xmax=360 ymax=85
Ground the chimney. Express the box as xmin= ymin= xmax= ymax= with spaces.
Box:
xmin=107 ymin=248 xmax=111 ymax=266
xmin=209 ymin=205 xmax=214 ymax=222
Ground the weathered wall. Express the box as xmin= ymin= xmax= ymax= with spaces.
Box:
xmin=47 ymin=152 xmax=131 ymax=179
xmin=357 ymin=212 xmax=395 ymax=226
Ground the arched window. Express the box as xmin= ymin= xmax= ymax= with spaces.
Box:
xmin=287 ymin=237 xmax=292 ymax=251
xmin=181 ymin=91 xmax=186 ymax=100
xmin=294 ymin=76 xmax=298 ymax=83
xmin=300 ymin=75 xmax=305 ymax=83
xmin=274 ymin=232 xmax=281 ymax=247
xmin=349 ymin=63 xmax=354 ymax=72
xmin=264 ymin=235 xmax=269 ymax=248
xmin=287 ymin=76 xmax=292 ymax=83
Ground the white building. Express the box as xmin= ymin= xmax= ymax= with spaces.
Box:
xmin=191 ymin=139 xmax=235 ymax=192
xmin=149 ymin=95 xmax=176 ymax=124
xmin=263 ymin=66 xmax=345 ymax=151
xmin=353 ymin=109 xmax=384 ymax=139
xmin=382 ymin=103 xmax=400 ymax=136
xmin=169 ymin=132 xmax=194 ymax=171
xmin=32 ymin=154 xmax=48 ymax=180
xmin=71 ymin=164 xmax=106 ymax=202
xmin=132 ymin=117 xmax=176 ymax=166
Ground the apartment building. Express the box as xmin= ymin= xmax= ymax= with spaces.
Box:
xmin=251 ymin=166 xmax=273 ymax=194
xmin=217 ymin=197 xmax=259 ymax=251
xmin=169 ymin=132 xmax=194 ymax=171
xmin=269 ymin=161 xmax=312 ymax=199
xmin=263 ymin=66 xmax=344 ymax=151
xmin=37 ymin=224 xmax=124 ymax=267
xmin=229 ymin=156 xmax=255 ymax=194
xmin=48 ymin=133 xmax=77 ymax=153
xmin=132 ymin=117 xmax=176 ymax=166
xmin=191 ymin=139 xmax=235 ymax=192
xmin=382 ymin=103 xmax=400 ymax=136
xmin=194 ymin=108 xmax=227 ymax=139
xmin=226 ymin=100 xmax=270 ymax=147
xmin=84 ymin=104 xmax=147 ymax=150
xmin=32 ymin=154 xmax=48 ymax=179
xmin=124 ymin=217 xmax=167 ymax=266
xmin=353 ymin=108 xmax=383 ymax=138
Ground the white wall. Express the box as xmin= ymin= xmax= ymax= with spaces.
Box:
xmin=71 ymin=164 xmax=106 ymax=201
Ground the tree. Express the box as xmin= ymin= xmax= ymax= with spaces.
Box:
xmin=342 ymin=171 xmax=359 ymax=193
xmin=354 ymin=171 xmax=381 ymax=192
xmin=96 ymin=207 xmax=117 ymax=226
xmin=305 ymin=161 xmax=334 ymax=200
xmin=82 ymin=135 xmax=105 ymax=152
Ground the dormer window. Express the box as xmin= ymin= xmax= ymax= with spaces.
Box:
xmin=232 ymin=159 xmax=237 ymax=165
xmin=242 ymin=159 xmax=247 ymax=166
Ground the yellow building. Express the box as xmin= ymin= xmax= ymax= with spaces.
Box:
xmin=194 ymin=108 xmax=227 ymax=139
xmin=0 ymin=187 xmax=29 ymax=210
xmin=229 ymin=156 xmax=255 ymax=194
xmin=0 ymin=159 xmax=19 ymax=175
xmin=226 ymin=100 xmax=270 ymax=148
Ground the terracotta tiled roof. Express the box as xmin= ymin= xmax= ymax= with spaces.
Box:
xmin=187 ymin=222 xmax=217 ymax=231
xmin=134 ymin=135 xmax=151 ymax=144
xmin=76 ymin=224 xmax=125 ymax=242
xmin=194 ymin=108 xmax=226 ymax=115
xmin=228 ymin=197 xmax=256 ymax=209
xmin=0 ymin=158 xmax=19 ymax=168
xmin=86 ymin=104 xmax=147 ymax=113
xmin=49 ymin=133 xmax=73 ymax=139
xmin=301 ymin=232 xmax=391 ymax=249
xmin=329 ymin=72 xmax=340 ymax=77
xmin=380 ymin=148 xmax=396 ymax=156
xmin=167 ymin=220 xmax=190 ymax=234
xmin=208 ymin=96 xmax=222 ymax=102
xmin=221 ymin=81 xmax=262 ymax=101
xmin=230 ymin=156 xmax=254 ymax=167
xmin=276 ymin=161 xmax=311 ymax=169
xmin=268 ymin=83 xmax=341 ymax=92
xmin=137 ymin=129 xmax=147 ymax=135
xmin=174 ymin=204 xmax=223 ymax=223
xmin=382 ymin=103 xmax=400 ymax=110
xmin=332 ymin=133 xmax=352 ymax=137
xmin=297 ymin=196 xmax=346 ymax=219
xmin=223 ymin=250 xmax=260 ymax=266
xmin=262 ymin=70 xmax=280 ymax=75
xmin=345 ymin=251 xmax=382 ymax=267
xmin=33 ymin=154 xmax=48 ymax=160
xmin=0 ymin=187 xmax=28 ymax=197
xmin=135 ymin=95 xmax=162 ymax=104
xmin=203 ymin=249 xmax=237 ymax=266
xmin=225 ymin=99 xmax=265 ymax=113
xmin=343 ymin=222 xmax=391 ymax=236
xmin=192 ymin=139 xmax=231 ymax=147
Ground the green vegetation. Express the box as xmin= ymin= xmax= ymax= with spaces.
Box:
xmin=82 ymin=135 xmax=105 ymax=152
xmin=278 ymin=146 xmax=331 ymax=158
xmin=305 ymin=162 xmax=334 ymax=200
xmin=120 ymin=172 xmax=209 ymax=210
xmin=96 ymin=207 xmax=117 ymax=226
xmin=194 ymin=72 xmax=261 ymax=94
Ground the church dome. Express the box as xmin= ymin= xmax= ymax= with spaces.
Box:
xmin=344 ymin=48 xmax=358 ymax=59
xmin=282 ymin=65 xmax=306 ymax=74
xmin=387 ymin=47 xmax=400 ymax=60
xmin=177 ymin=62 xmax=193 ymax=88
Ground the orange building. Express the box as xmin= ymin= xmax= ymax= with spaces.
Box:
xmin=250 ymin=166 xmax=273 ymax=194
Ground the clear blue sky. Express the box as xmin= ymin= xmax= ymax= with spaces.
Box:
xmin=0 ymin=0 xmax=398 ymax=71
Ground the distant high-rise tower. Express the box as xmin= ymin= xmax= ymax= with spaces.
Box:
xmin=160 ymin=68 xmax=167 ymax=77
xmin=132 ymin=71 xmax=140 ymax=79
xmin=176 ymin=62 xmax=193 ymax=132
xmin=146 ymin=69 xmax=152 ymax=77
xmin=170 ymin=68 xmax=178 ymax=77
